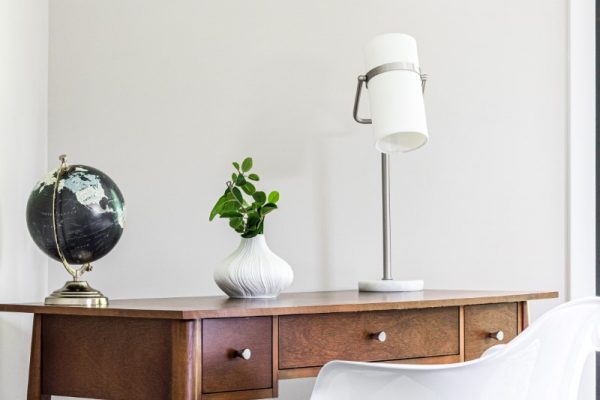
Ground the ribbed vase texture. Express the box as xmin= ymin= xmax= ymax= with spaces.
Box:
xmin=214 ymin=235 xmax=293 ymax=298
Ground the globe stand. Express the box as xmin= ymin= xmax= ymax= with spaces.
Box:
xmin=45 ymin=280 xmax=108 ymax=307
xmin=45 ymin=262 xmax=109 ymax=307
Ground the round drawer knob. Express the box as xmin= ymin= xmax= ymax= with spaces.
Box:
xmin=371 ymin=331 xmax=387 ymax=342
xmin=237 ymin=348 xmax=252 ymax=360
xmin=488 ymin=330 xmax=505 ymax=341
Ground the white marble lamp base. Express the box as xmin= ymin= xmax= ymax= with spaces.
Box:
xmin=358 ymin=279 xmax=424 ymax=292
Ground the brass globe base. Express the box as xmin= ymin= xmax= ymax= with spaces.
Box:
xmin=45 ymin=280 xmax=109 ymax=307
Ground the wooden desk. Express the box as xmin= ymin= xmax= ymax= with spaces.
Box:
xmin=0 ymin=289 xmax=557 ymax=400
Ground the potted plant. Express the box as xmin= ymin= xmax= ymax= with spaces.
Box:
xmin=209 ymin=157 xmax=293 ymax=298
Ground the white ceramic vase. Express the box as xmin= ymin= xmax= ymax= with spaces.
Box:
xmin=214 ymin=235 xmax=293 ymax=298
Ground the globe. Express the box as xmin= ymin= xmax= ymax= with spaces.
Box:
xmin=26 ymin=163 xmax=126 ymax=266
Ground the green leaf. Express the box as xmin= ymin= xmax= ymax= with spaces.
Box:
xmin=241 ymin=157 xmax=253 ymax=172
xmin=221 ymin=200 xmax=239 ymax=211
xmin=261 ymin=203 xmax=278 ymax=215
xmin=209 ymin=194 xmax=228 ymax=221
xmin=246 ymin=212 xmax=261 ymax=230
xmin=231 ymin=173 xmax=237 ymax=183
xmin=242 ymin=182 xmax=256 ymax=195
xmin=257 ymin=220 xmax=265 ymax=234
xmin=220 ymin=211 xmax=243 ymax=218
xmin=252 ymin=191 xmax=266 ymax=204
xmin=248 ymin=173 xmax=260 ymax=181
xmin=236 ymin=174 xmax=246 ymax=186
xmin=268 ymin=191 xmax=280 ymax=203
xmin=231 ymin=187 xmax=244 ymax=204
xmin=229 ymin=217 xmax=243 ymax=229
xmin=243 ymin=209 xmax=262 ymax=237
xmin=233 ymin=162 xmax=240 ymax=171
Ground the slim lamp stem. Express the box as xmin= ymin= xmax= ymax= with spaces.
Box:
xmin=381 ymin=153 xmax=392 ymax=280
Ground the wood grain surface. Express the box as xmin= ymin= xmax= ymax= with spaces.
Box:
xmin=27 ymin=314 xmax=45 ymax=400
xmin=271 ymin=316 xmax=279 ymax=398
xmin=0 ymin=290 xmax=558 ymax=320
xmin=202 ymin=317 xmax=273 ymax=394
xmin=41 ymin=315 xmax=172 ymax=400
xmin=458 ymin=306 xmax=465 ymax=362
xmin=464 ymin=302 xmax=518 ymax=360
xmin=278 ymin=354 xmax=462 ymax=380
xmin=279 ymin=307 xmax=459 ymax=369
xmin=202 ymin=388 xmax=275 ymax=400
xmin=521 ymin=301 xmax=530 ymax=330
xmin=171 ymin=320 xmax=198 ymax=400
xmin=9 ymin=291 xmax=556 ymax=400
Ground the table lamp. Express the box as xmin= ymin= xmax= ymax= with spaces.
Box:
xmin=353 ymin=33 xmax=428 ymax=292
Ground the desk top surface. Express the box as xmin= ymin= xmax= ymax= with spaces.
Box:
xmin=0 ymin=289 xmax=558 ymax=320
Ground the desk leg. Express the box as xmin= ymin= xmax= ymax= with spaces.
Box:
xmin=171 ymin=320 xmax=198 ymax=400
xmin=519 ymin=301 xmax=529 ymax=331
xmin=27 ymin=314 xmax=50 ymax=400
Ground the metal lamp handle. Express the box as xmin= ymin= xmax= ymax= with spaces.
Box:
xmin=352 ymin=63 xmax=428 ymax=125
xmin=353 ymin=76 xmax=371 ymax=124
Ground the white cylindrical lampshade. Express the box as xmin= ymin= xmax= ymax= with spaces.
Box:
xmin=365 ymin=33 xmax=428 ymax=153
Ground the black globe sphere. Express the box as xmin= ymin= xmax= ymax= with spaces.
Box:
xmin=26 ymin=164 xmax=126 ymax=265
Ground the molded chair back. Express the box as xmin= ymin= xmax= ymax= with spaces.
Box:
xmin=311 ymin=297 xmax=600 ymax=400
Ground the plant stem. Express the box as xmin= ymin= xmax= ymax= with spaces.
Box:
xmin=227 ymin=182 xmax=250 ymax=231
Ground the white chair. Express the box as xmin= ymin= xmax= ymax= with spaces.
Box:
xmin=311 ymin=297 xmax=600 ymax=400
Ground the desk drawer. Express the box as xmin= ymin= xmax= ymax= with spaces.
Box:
xmin=202 ymin=317 xmax=272 ymax=394
xmin=464 ymin=302 xmax=518 ymax=361
xmin=279 ymin=307 xmax=459 ymax=369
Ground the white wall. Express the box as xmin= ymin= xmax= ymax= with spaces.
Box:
xmin=568 ymin=0 xmax=596 ymax=398
xmin=0 ymin=1 xmax=48 ymax=399
xmin=568 ymin=0 xmax=595 ymax=301
xmin=48 ymin=0 xmax=567 ymax=398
